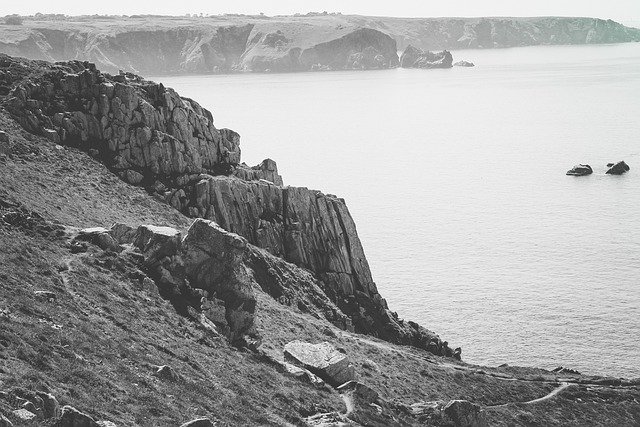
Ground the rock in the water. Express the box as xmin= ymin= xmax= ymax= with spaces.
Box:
xmin=443 ymin=400 xmax=487 ymax=427
xmin=400 ymin=45 xmax=453 ymax=69
xmin=454 ymin=60 xmax=475 ymax=67
xmin=284 ymin=341 xmax=357 ymax=387
xmin=566 ymin=164 xmax=593 ymax=176
xmin=182 ymin=219 xmax=257 ymax=342
xmin=59 ymin=406 xmax=99 ymax=427
xmin=179 ymin=418 xmax=215 ymax=427
xmin=605 ymin=160 xmax=630 ymax=175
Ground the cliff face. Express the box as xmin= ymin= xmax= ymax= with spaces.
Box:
xmin=1 ymin=53 xmax=451 ymax=355
xmin=1 ymin=15 xmax=637 ymax=75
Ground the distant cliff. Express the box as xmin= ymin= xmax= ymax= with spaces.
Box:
xmin=0 ymin=14 xmax=638 ymax=75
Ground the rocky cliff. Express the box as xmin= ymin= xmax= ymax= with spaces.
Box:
xmin=0 ymin=15 xmax=638 ymax=75
xmin=2 ymin=53 xmax=640 ymax=427
xmin=1 ymin=53 xmax=452 ymax=356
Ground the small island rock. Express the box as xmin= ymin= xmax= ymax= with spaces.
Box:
xmin=566 ymin=164 xmax=593 ymax=176
xmin=605 ymin=160 xmax=630 ymax=175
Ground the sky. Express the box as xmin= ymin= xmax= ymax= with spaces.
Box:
xmin=4 ymin=0 xmax=640 ymax=24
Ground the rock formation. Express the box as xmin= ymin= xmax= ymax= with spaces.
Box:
xmin=400 ymin=46 xmax=453 ymax=69
xmin=566 ymin=164 xmax=593 ymax=176
xmin=0 ymin=16 xmax=638 ymax=75
xmin=3 ymin=57 xmax=240 ymax=190
xmin=1 ymin=53 xmax=453 ymax=356
xmin=605 ymin=160 xmax=630 ymax=175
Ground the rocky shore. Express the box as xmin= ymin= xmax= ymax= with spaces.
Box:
xmin=0 ymin=14 xmax=638 ymax=75
xmin=1 ymin=54 xmax=639 ymax=426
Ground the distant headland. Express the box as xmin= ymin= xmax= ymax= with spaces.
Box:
xmin=0 ymin=14 xmax=639 ymax=75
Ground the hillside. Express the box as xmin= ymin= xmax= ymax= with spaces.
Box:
xmin=0 ymin=14 xmax=638 ymax=74
xmin=0 ymin=54 xmax=639 ymax=426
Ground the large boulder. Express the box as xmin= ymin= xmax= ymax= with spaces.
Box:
xmin=182 ymin=219 xmax=257 ymax=342
xmin=605 ymin=160 xmax=630 ymax=175
xmin=566 ymin=164 xmax=593 ymax=176
xmin=284 ymin=341 xmax=357 ymax=387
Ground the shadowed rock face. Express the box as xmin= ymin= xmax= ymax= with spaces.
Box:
xmin=297 ymin=28 xmax=399 ymax=71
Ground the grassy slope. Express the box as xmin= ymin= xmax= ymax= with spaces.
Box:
xmin=1 ymin=106 xmax=639 ymax=426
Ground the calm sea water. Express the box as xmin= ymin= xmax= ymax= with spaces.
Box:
xmin=152 ymin=42 xmax=640 ymax=378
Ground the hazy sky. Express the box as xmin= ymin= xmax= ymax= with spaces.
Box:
xmin=5 ymin=0 xmax=640 ymax=23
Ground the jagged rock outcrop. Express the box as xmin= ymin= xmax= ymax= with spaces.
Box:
xmin=566 ymin=164 xmax=593 ymax=176
xmin=605 ymin=160 xmax=630 ymax=175
xmin=182 ymin=219 xmax=257 ymax=342
xmin=2 ymin=56 xmax=241 ymax=189
xmin=400 ymin=46 xmax=453 ymax=69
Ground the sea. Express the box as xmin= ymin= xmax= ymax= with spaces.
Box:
xmin=151 ymin=42 xmax=640 ymax=378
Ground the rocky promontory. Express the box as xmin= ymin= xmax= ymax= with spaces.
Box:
xmin=1 ymin=54 xmax=640 ymax=427
xmin=0 ymin=14 xmax=638 ymax=75
xmin=1 ymin=53 xmax=451 ymax=356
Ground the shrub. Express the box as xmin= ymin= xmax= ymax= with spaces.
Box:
xmin=4 ymin=15 xmax=24 ymax=25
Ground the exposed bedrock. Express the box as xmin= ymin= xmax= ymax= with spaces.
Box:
xmin=1 ymin=54 xmax=454 ymax=356
xmin=3 ymin=56 xmax=240 ymax=189
xmin=400 ymin=45 xmax=453 ymax=69
xmin=190 ymin=175 xmax=453 ymax=355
